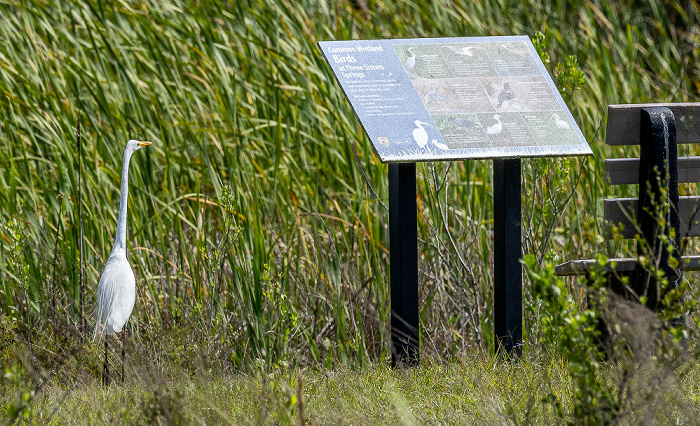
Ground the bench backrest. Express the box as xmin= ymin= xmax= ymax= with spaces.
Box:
xmin=604 ymin=103 xmax=700 ymax=239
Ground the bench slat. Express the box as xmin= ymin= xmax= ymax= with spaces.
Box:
xmin=555 ymin=255 xmax=700 ymax=276
xmin=605 ymin=156 xmax=700 ymax=185
xmin=604 ymin=196 xmax=700 ymax=238
xmin=606 ymin=103 xmax=700 ymax=146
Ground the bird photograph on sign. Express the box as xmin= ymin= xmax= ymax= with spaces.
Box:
xmin=445 ymin=45 xmax=482 ymax=57
xmin=404 ymin=46 xmax=418 ymax=75
xmin=550 ymin=113 xmax=570 ymax=129
xmin=485 ymin=114 xmax=503 ymax=135
xmin=3 ymin=1 xmax=698 ymax=423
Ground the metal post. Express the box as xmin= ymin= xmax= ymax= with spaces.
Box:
xmin=493 ymin=158 xmax=522 ymax=355
xmin=636 ymin=107 xmax=680 ymax=310
xmin=389 ymin=162 xmax=419 ymax=366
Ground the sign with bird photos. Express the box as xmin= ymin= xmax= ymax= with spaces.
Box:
xmin=319 ymin=36 xmax=592 ymax=162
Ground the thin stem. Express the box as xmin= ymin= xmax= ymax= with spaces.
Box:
xmin=77 ymin=115 xmax=84 ymax=337
xmin=50 ymin=198 xmax=62 ymax=326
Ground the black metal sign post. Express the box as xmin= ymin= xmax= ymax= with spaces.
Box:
xmin=389 ymin=159 xmax=523 ymax=363
xmin=389 ymin=158 xmax=523 ymax=365
xmin=389 ymin=163 xmax=420 ymax=366
xmin=493 ymin=158 xmax=522 ymax=354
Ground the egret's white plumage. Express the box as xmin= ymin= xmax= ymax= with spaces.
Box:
xmin=94 ymin=139 xmax=150 ymax=339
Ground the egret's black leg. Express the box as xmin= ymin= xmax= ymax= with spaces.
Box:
xmin=121 ymin=325 xmax=126 ymax=383
xmin=102 ymin=329 xmax=109 ymax=386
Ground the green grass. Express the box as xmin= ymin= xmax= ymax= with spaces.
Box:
xmin=1 ymin=0 xmax=700 ymax=423
xmin=5 ymin=350 xmax=700 ymax=424
xmin=0 ymin=352 xmax=580 ymax=424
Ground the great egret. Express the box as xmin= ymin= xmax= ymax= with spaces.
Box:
xmin=549 ymin=113 xmax=570 ymax=129
xmin=486 ymin=115 xmax=503 ymax=135
xmin=412 ymin=120 xmax=430 ymax=148
xmin=94 ymin=139 xmax=151 ymax=384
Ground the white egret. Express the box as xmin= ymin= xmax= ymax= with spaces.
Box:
xmin=486 ymin=115 xmax=503 ymax=135
xmin=412 ymin=120 xmax=430 ymax=148
xmin=549 ymin=113 xmax=570 ymax=129
xmin=405 ymin=47 xmax=417 ymax=73
xmin=94 ymin=139 xmax=151 ymax=384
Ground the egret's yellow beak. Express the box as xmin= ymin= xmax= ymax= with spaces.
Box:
xmin=138 ymin=141 xmax=152 ymax=147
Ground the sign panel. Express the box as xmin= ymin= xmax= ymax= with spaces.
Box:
xmin=318 ymin=36 xmax=593 ymax=162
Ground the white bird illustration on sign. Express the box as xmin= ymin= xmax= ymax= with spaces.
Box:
xmin=486 ymin=115 xmax=503 ymax=135
xmin=405 ymin=47 xmax=418 ymax=72
xmin=446 ymin=45 xmax=479 ymax=56
xmin=432 ymin=139 xmax=449 ymax=150
xmin=412 ymin=120 xmax=431 ymax=148
xmin=549 ymin=113 xmax=570 ymax=129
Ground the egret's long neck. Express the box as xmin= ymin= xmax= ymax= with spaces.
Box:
xmin=112 ymin=148 xmax=134 ymax=254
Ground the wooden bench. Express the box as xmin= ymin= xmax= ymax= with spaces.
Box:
xmin=555 ymin=103 xmax=700 ymax=308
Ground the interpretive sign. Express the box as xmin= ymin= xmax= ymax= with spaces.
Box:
xmin=319 ymin=36 xmax=592 ymax=162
